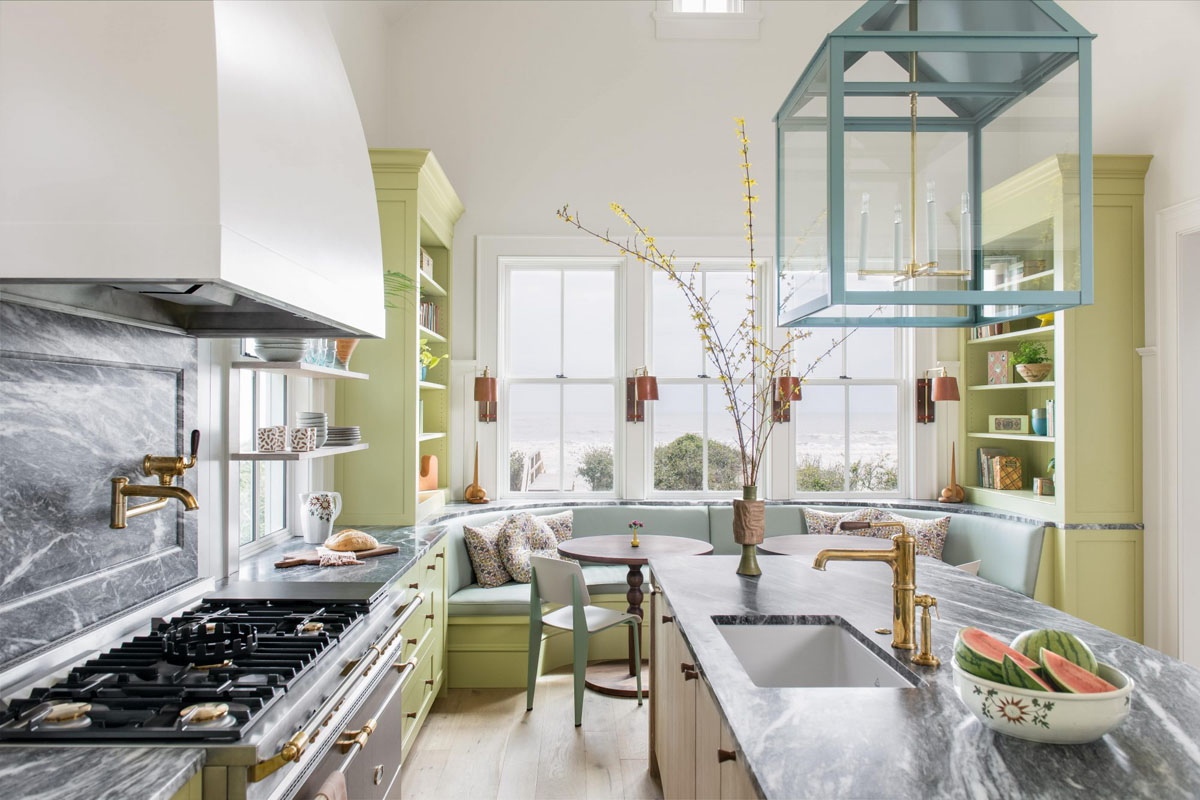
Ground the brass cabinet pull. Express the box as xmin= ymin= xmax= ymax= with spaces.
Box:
xmin=718 ymin=749 xmax=737 ymax=763
xmin=435 ymin=552 xmax=445 ymax=559
xmin=406 ymin=711 xmax=418 ymax=719
xmin=424 ymin=679 xmax=435 ymax=687
xmin=680 ymin=662 xmax=695 ymax=673
xmin=662 ymin=615 xmax=674 ymax=624
xmin=394 ymin=593 xmax=425 ymax=617
xmin=406 ymin=638 xmax=418 ymax=646
xmin=427 ymin=564 xmax=437 ymax=571
xmin=408 ymin=582 xmax=419 ymax=590
xmin=425 ymin=613 xmax=435 ymax=621
xmin=336 ymin=717 xmax=377 ymax=754
xmin=683 ymin=669 xmax=699 ymax=681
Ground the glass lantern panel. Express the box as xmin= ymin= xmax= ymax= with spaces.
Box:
xmin=799 ymin=303 xmax=971 ymax=327
xmin=778 ymin=55 xmax=830 ymax=323
xmin=980 ymin=60 xmax=1081 ymax=318
xmin=856 ymin=1 xmax=1068 ymax=34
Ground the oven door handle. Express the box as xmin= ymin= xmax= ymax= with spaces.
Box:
xmin=334 ymin=658 xmax=416 ymax=769
xmin=248 ymin=592 xmax=425 ymax=783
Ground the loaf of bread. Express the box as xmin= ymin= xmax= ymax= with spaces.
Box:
xmin=324 ymin=529 xmax=380 ymax=552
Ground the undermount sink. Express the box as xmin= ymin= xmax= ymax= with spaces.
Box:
xmin=713 ymin=616 xmax=919 ymax=689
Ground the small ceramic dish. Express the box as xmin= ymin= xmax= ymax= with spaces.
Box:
xmin=952 ymin=659 xmax=1133 ymax=744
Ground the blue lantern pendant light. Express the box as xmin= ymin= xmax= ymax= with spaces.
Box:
xmin=776 ymin=0 xmax=1095 ymax=327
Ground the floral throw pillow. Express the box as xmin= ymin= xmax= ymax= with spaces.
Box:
xmin=878 ymin=512 xmax=950 ymax=560
xmin=462 ymin=519 xmax=512 ymax=588
xmin=540 ymin=510 xmax=573 ymax=544
xmin=497 ymin=512 xmax=565 ymax=583
xmin=802 ymin=506 xmax=884 ymax=536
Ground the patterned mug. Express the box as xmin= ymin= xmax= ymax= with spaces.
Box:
xmin=300 ymin=491 xmax=342 ymax=544
xmin=257 ymin=425 xmax=288 ymax=453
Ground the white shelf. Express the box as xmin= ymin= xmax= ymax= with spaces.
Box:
xmin=966 ymin=486 xmax=1057 ymax=505
xmin=968 ymin=326 xmax=1055 ymax=345
xmin=230 ymin=443 xmax=369 ymax=461
xmin=967 ymin=432 xmax=1055 ymax=443
xmin=419 ymin=272 xmax=447 ymax=297
xmin=968 ymin=382 xmax=1055 ymax=391
xmin=418 ymin=381 xmax=446 ymax=390
xmin=418 ymin=432 xmax=446 ymax=442
xmin=231 ymin=361 xmax=368 ymax=381
xmin=418 ymin=325 xmax=447 ymax=343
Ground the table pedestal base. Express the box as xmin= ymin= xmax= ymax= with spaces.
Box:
xmin=583 ymin=659 xmax=650 ymax=698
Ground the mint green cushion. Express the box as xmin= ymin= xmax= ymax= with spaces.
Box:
xmin=449 ymin=564 xmax=630 ymax=616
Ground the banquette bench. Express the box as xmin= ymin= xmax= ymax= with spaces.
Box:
xmin=438 ymin=502 xmax=1045 ymax=688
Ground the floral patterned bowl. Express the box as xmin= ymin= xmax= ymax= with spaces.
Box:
xmin=952 ymin=660 xmax=1133 ymax=744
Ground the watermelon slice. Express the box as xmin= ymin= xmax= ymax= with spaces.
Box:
xmin=1040 ymin=649 xmax=1118 ymax=693
xmin=954 ymin=627 xmax=1042 ymax=683
xmin=1002 ymin=654 xmax=1054 ymax=692
xmin=1012 ymin=629 xmax=1099 ymax=675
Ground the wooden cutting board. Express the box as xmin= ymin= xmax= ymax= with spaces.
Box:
xmin=274 ymin=545 xmax=399 ymax=569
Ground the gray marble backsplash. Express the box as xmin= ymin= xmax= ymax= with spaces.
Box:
xmin=0 ymin=301 xmax=199 ymax=668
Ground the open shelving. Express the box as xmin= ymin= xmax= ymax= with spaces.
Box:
xmin=967 ymin=381 xmax=1054 ymax=392
xmin=230 ymin=443 xmax=369 ymax=461
xmin=967 ymin=325 xmax=1055 ymax=346
xmin=231 ymin=360 xmax=369 ymax=381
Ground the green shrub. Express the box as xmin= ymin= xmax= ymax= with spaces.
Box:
xmin=509 ymin=450 xmax=526 ymax=491
xmin=797 ymin=454 xmax=898 ymax=492
xmin=653 ymin=433 xmax=742 ymax=492
xmin=577 ymin=446 xmax=614 ymax=491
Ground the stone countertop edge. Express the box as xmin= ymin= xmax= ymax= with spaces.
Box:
xmin=0 ymin=746 xmax=205 ymax=800
xmin=235 ymin=524 xmax=448 ymax=587
xmin=648 ymin=553 xmax=1200 ymax=799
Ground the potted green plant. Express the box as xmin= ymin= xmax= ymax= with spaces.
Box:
xmin=1013 ymin=340 xmax=1053 ymax=383
xmin=419 ymin=338 xmax=447 ymax=381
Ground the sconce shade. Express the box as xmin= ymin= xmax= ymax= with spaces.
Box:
xmin=777 ymin=376 xmax=802 ymax=402
xmin=635 ymin=375 xmax=659 ymax=402
xmin=474 ymin=376 xmax=497 ymax=402
xmin=932 ymin=375 xmax=960 ymax=402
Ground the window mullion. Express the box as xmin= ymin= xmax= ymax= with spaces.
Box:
xmin=843 ymin=384 xmax=851 ymax=493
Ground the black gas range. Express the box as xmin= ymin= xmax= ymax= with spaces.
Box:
xmin=0 ymin=588 xmax=381 ymax=743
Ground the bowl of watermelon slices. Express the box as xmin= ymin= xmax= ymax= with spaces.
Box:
xmin=951 ymin=626 xmax=1133 ymax=744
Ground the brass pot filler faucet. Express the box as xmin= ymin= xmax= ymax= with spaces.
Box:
xmin=812 ymin=519 xmax=940 ymax=669
xmin=110 ymin=429 xmax=200 ymax=529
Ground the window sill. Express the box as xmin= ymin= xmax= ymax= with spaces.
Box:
xmin=239 ymin=528 xmax=294 ymax=559
xmin=652 ymin=5 xmax=762 ymax=40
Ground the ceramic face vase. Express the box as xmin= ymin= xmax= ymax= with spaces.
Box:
xmin=300 ymin=491 xmax=342 ymax=544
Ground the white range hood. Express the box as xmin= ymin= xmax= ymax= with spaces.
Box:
xmin=0 ymin=0 xmax=385 ymax=338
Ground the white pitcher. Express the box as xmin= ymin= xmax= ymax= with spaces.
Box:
xmin=299 ymin=491 xmax=342 ymax=544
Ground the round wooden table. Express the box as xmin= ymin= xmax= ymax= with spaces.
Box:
xmin=557 ymin=534 xmax=713 ymax=697
xmin=756 ymin=533 xmax=894 ymax=557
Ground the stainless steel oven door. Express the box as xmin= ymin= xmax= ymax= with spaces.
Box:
xmin=294 ymin=658 xmax=412 ymax=800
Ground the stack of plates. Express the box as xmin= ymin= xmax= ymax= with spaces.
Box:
xmin=253 ymin=337 xmax=307 ymax=363
xmin=326 ymin=426 xmax=361 ymax=447
xmin=297 ymin=412 xmax=328 ymax=447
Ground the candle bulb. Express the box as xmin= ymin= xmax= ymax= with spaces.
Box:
xmin=926 ymin=180 xmax=937 ymax=266
xmin=893 ymin=203 xmax=903 ymax=271
xmin=960 ymin=191 xmax=972 ymax=277
xmin=858 ymin=193 xmax=870 ymax=277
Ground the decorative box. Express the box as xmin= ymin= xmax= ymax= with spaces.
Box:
xmin=1034 ymin=477 xmax=1055 ymax=497
xmin=994 ymin=456 xmax=1023 ymax=491
xmin=257 ymin=425 xmax=288 ymax=453
xmin=988 ymin=414 xmax=1030 ymax=434
xmin=987 ymin=350 xmax=1012 ymax=385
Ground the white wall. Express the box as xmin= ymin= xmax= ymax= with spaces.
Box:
xmin=323 ymin=1 xmax=390 ymax=145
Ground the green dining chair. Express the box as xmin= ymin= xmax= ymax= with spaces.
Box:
xmin=526 ymin=555 xmax=642 ymax=727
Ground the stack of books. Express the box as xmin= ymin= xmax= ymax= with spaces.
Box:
xmin=977 ymin=448 xmax=1023 ymax=490
xmin=419 ymin=300 xmax=440 ymax=333
xmin=970 ymin=322 xmax=1010 ymax=340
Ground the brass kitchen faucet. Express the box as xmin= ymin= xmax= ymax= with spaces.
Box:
xmin=110 ymin=430 xmax=200 ymax=529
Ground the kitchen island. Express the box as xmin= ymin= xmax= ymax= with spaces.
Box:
xmin=650 ymin=553 xmax=1200 ymax=799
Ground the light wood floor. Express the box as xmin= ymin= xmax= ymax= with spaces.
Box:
xmin=403 ymin=667 xmax=663 ymax=800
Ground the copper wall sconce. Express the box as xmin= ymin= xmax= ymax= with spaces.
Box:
xmin=772 ymin=376 xmax=803 ymax=422
xmin=626 ymin=367 xmax=659 ymax=423
xmin=474 ymin=367 xmax=497 ymax=423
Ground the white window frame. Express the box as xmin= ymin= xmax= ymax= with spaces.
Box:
xmin=498 ymin=257 xmax=624 ymax=498
xmin=647 ymin=259 xmax=764 ymax=499
xmin=231 ymin=365 xmax=292 ymax=555
xmin=788 ymin=325 xmax=910 ymax=500
xmin=653 ymin=0 xmax=762 ymax=40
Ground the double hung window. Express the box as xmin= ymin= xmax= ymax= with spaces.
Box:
xmin=237 ymin=369 xmax=288 ymax=546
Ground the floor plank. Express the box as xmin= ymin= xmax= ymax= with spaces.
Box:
xmin=404 ymin=668 xmax=662 ymax=800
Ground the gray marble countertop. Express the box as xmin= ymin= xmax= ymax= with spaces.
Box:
xmin=0 ymin=746 xmax=204 ymax=800
xmin=650 ymin=553 xmax=1200 ymax=799
xmin=235 ymin=524 xmax=446 ymax=586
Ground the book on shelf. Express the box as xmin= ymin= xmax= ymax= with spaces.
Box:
xmin=971 ymin=322 xmax=1010 ymax=340
xmin=987 ymin=350 xmax=1013 ymax=384
xmin=419 ymin=300 xmax=440 ymax=334
xmin=977 ymin=447 xmax=1007 ymax=488
xmin=993 ymin=456 xmax=1023 ymax=491
xmin=1046 ymin=399 xmax=1056 ymax=437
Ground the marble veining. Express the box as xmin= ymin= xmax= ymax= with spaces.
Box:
xmin=0 ymin=746 xmax=204 ymax=800
xmin=237 ymin=524 xmax=447 ymax=586
xmin=0 ymin=302 xmax=197 ymax=668
xmin=651 ymin=554 xmax=1200 ymax=799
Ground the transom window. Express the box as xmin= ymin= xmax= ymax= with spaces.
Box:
xmin=790 ymin=326 xmax=903 ymax=495
xmin=504 ymin=262 xmax=619 ymax=494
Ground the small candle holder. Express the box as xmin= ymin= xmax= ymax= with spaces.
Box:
xmin=628 ymin=520 xmax=643 ymax=548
